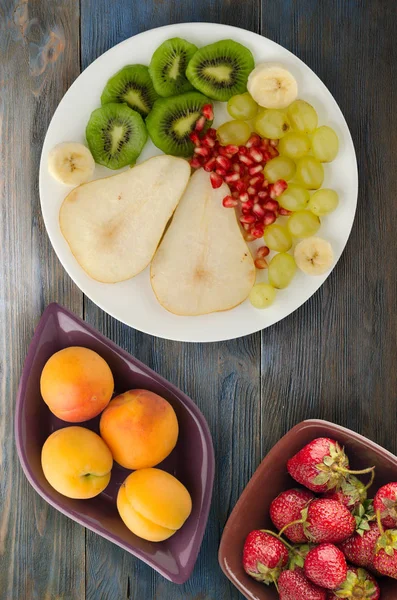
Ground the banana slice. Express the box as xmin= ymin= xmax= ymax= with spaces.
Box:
xmin=247 ymin=63 xmax=298 ymax=109
xmin=48 ymin=142 xmax=95 ymax=186
xmin=294 ymin=236 xmax=334 ymax=275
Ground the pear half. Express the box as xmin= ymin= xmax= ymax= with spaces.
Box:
xmin=151 ymin=169 xmax=256 ymax=316
xmin=59 ymin=155 xmax=191 ymax=283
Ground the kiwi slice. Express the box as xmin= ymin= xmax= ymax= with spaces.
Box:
xmin=86 ymin=103 xmax=147 ymax=170
xmin=149 ymin=37 xmax=198 ymax=97
xmin=146 ymin=92 xmax=211 ymax=157
xmin=101 ymin=65 xmax=158 ymax=118
xmin=186 ymin=39 xmax=255 ymax=102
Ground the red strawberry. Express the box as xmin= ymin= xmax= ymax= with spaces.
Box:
xmin=278 ymin=567 xmax=327 ymax=600
xmin=282 ymin=498 xmax=355 ymax=544
xmin=339 ymin=523 xmax=381 ymax=569
xmin=287 ymin=438 xmax=374 ymax=493
xmin=374 ymin=482 xmax=397 ymax=529
xmin=304 ymin=543 xmax=347 ymax=589
xmin=323 ymin=476 xmax=368 ymax=510
xmin=242 ymin=530 xmax=288 ymax=584
xmin=372 ymin=525 xmax=397 ymax=579
xmin=270 ymin=488 xmax=314 ymax=543
xmin=327 ymin=566 xmax=380 ymax=599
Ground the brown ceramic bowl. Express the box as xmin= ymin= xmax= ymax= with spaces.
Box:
xmin=218 ymin=419 xmax=397 ymax=599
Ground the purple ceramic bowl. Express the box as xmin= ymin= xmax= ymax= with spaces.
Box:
xmin=15 ymin=303 xmax=214 ymax=584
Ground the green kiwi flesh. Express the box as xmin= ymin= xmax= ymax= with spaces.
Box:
xmin=86 ymin=103 xmax=147 ymax=170
xmin=101 ymin=64 xmax=158 ymax=117
xmin=146 ymin=92 xmax=212 ymax=157
xmin=149 ymin=37 xmax=198 ymax=97
xmin=186 ymin=39 xmax=255 ymax=102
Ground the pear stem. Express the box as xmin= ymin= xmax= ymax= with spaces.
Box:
xmin=278 ymin=520 xmax=303 ymax=540
xmin=338 ymin=466 xmax=376 ymax=476
xmin=260 ymin=529 xmax=294 ymax=551
xmin=364 ymin=468 xmax=376 ymax=492
xmin=376 ymin=509 xmax=384 ymax=535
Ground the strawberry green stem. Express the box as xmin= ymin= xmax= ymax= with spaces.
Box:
xmin=271 ymin=574 xmax=279 ymax=592
xmin=338 ymin=466 xmax=375 ymax=476
xmin=376 ymin=509 xmax=384 ymax=535
xmin=278 ymin=520 xmax=303 ymax=539
xmin=260 ymin=529 xmax=294 ymax=551
xmin=364 ymin=468 xmax=375 ymax=491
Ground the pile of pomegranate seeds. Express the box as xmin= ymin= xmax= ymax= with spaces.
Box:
xmin=189 ymin=113 xmax=289 ymax=240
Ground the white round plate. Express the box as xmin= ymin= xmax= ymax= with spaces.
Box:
xmin=40 ymin=22 xmax=358 ymax=343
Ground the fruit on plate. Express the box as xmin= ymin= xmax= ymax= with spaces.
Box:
xmin=247 ymin=63 xmax=298 ymax=109
xmin=100 ymin=64 xmax=159 ymax=117
xmin=40 ymin=347 xmax=114 ymax=422
xmin=287 ymin=438 xmax=374 ymax=493
xmin=278 ymin=131 xmax=311 ymax=159
xmin=263 ymin=223 xmax=292 ymax=253
xmin=268 ymin=252 xmax=296 ymax=289
xmin=185 ymin=39 xmax=255 ymax=102
xmin=249 ymin=283 xmax=277 ymax=309
xmin=374 ymin=482 xmax=397 ymax=528
xmin=263 ymin=156 xmax=296 ymax=183
xmin=327 ymin=566 xmax=380 ymax=600
xmin=117 ymin=468 xmax=192 ymax=542
xmin=254 ymin=109 xmax=291 ymax=139
xmin=308 ymin=189 xmax=339 ymax=216
xmin=270 ymin=488 xmax=315 ymax=543
xmin=41 ymin=427 xmax=113 ymax=499
xmin=99 ymin=389 xmax=178 ymax=470
xmin=150 ymin=168 xmax=256 ymax=315
xmin=311 ymin=126 xmax=339 ymax=162
xmin=48 ymin=142 xmax=95 ymax=186
xmin=216 ymin=120 xmax=251 ymax=146
xmin=339 ymin=523 xmax=381 ymax=569
xmin=149 ymin=37 xmax=198 ymax=97
xmin=287 ymin=99 xmax=318 ymax=133
xmin=85 ymin=102 xmax=147 ymax=169
xmin=288 ymin=211 xmax=321 ymax=238
xmin=227 ymin=92 xmax=258 ymax=120
xmin=242 ymin=530 xmax=289 ymax=584
xmin=146 ymin=92 xmax=212 ymax=156
xmin=278 ymin=567 xmax=327 ymax=600
xmin=59 ymin=155 xmax=190 ymax=283
xmin=294 ymin=237 xmax=334 ymax=275
xmin=295 ymin=156 xmax=324 ymax=189
xmin=304 ymin=543 xmax=347 ymax=589
xmin=278 ymin=184 xmax=310 ymax=211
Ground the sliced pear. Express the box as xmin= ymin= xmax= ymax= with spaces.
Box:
xmin=59 ymin=155 xmax=191 ymax=283
xmin=151 ymin=169 xmax=256 ymax=316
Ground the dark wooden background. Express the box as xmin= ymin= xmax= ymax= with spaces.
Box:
xmin=1 ymin=1 xmax=397 ymax=598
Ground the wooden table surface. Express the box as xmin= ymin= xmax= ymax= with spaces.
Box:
xmin=1 ymin=1 xmax=397 ymax=598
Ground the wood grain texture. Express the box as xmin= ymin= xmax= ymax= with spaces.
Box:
xmin=1 ymin=0 xmax=397 ymax=599
xmin=0 ymin=1 xmax=84 ymax=599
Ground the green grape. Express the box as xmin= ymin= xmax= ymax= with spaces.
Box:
xmin=254 ymin=109 xmax=291 ymax=139
xmin=287 ymin=210 xmax=321 ymax=237
xmin=268 ymin=253 xmax=297 ymax=289
xmin=249 ymin=283 xmax=277 ymax=309
xmin=278 ymin=132 xmax=311 ymax=159
xmin=263 ymin=224 xmax=292 ymax=252
xmin=295 ymin=156 xmax=324 ymax=189
xmin=263 ymin=156 xmax=296 ymax=183
xmin=279 ymin=184 xmax=310 ymax=211
xmin=311 ymin=126 xmax=339 ymax=162
xmin=287 ymin=100 xmax=318 ymax=133
xmin=227 ymin=92 xmax=258 ymax=120
xmin=308 ymin=189 xmax=339 ymax=216
xmin=217 ymin=120 xmax=251 ymax=146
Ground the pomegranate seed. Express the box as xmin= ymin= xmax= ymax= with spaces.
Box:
xmin=257 ymin=246 xmax=270 ymax=258
xmin=225 ymin=172 xmax=240 ymax=183
xmin=250 ymin=225 xmax=264 ymax=239
xmin=195 ymin=116 xmax=206 ymax=131
xmin=243 ymin=223 xmax=251 ymax=231
xmin=223 ymin=195 xmax=238 ymax=208
xmin=255 ymin=257 xmax=268 ymax=269
xmin=240 ymin=214 xmax=256 ymax=224
xmin=232 ymin=163 xmax=241 ymax=173
xmin=260 ymin=138 xmax=270 ymax=148
xmin=202 ymin=104 xmax=214 ymax=120
xmin=194 ymin=146 xmax=209 ymax=158
xmin=238 ymin=146 xmax=248 ymax=155
xmin=272 ymin=180 xmax=288 ymax=196
xmin=241 ymin=200 xmax=254 ymax=211
xmin=252 ymin=203 xmax=265 ymax=218
xmin=245 ymin=233 xmax=256 ymax=242
xmin=216 ymin=155 xmax=231 ymax=170
xmin=263 ymin=179 xmax=269 ymax=188
xmin=235 ymin=180 xmax=247 ymax=193
xmin=258 ymin=190 xmax=269 ymax=201
xmin=246 ymin=134 xmax=261 ymax=148
xmin=268 ymin=146 xmax=279 ymax=157
xmin=189 ymin=131 xmax=201 ymax=146
xmin=210 ymin=172 xmax=223 ymax=189
xmin=239 ymin=154 xmax=254 ymax=167
xmin=225 ymin=144 xmax=239 ymax=155
xmin=263 ymin=211 xmax=277 ymax=225
xmin=249 ymin=164 xmax=264 ymax=176
xmin=263 ymin=199 xmax=279 ymax=212
xmin=202 ymin=135 xmax=216 ymax=148
xmin=247 ymin=186 xmax=256 ymax=196
xmin=232 ymin=191 xmax=239 ymax=198
xmin=239 ymin=192 xmax=249 ymax=203
xmin=216 ymin=168 xmax=227 ymax=177
xmin=270 ymin=139 xmax=279 ymax=147
xmin=207 ymin=128 xmax=217 ymax=139
xmin=218 ymin=146 xmax=233 ymax=158
xmin=189 ymin=157 xmax=202 ymax=169
xmin=262 ymin=151 xmax=272 ymax=161
xmin=249 ymin=148 xmax=264 ymax=163
xmin=249 ymin=175 xmax=264 ymax=188
xmin=279 ymin=208 xmax=292 ymax=216
xmin=203 ymin=157 xmax=216 ymax=172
